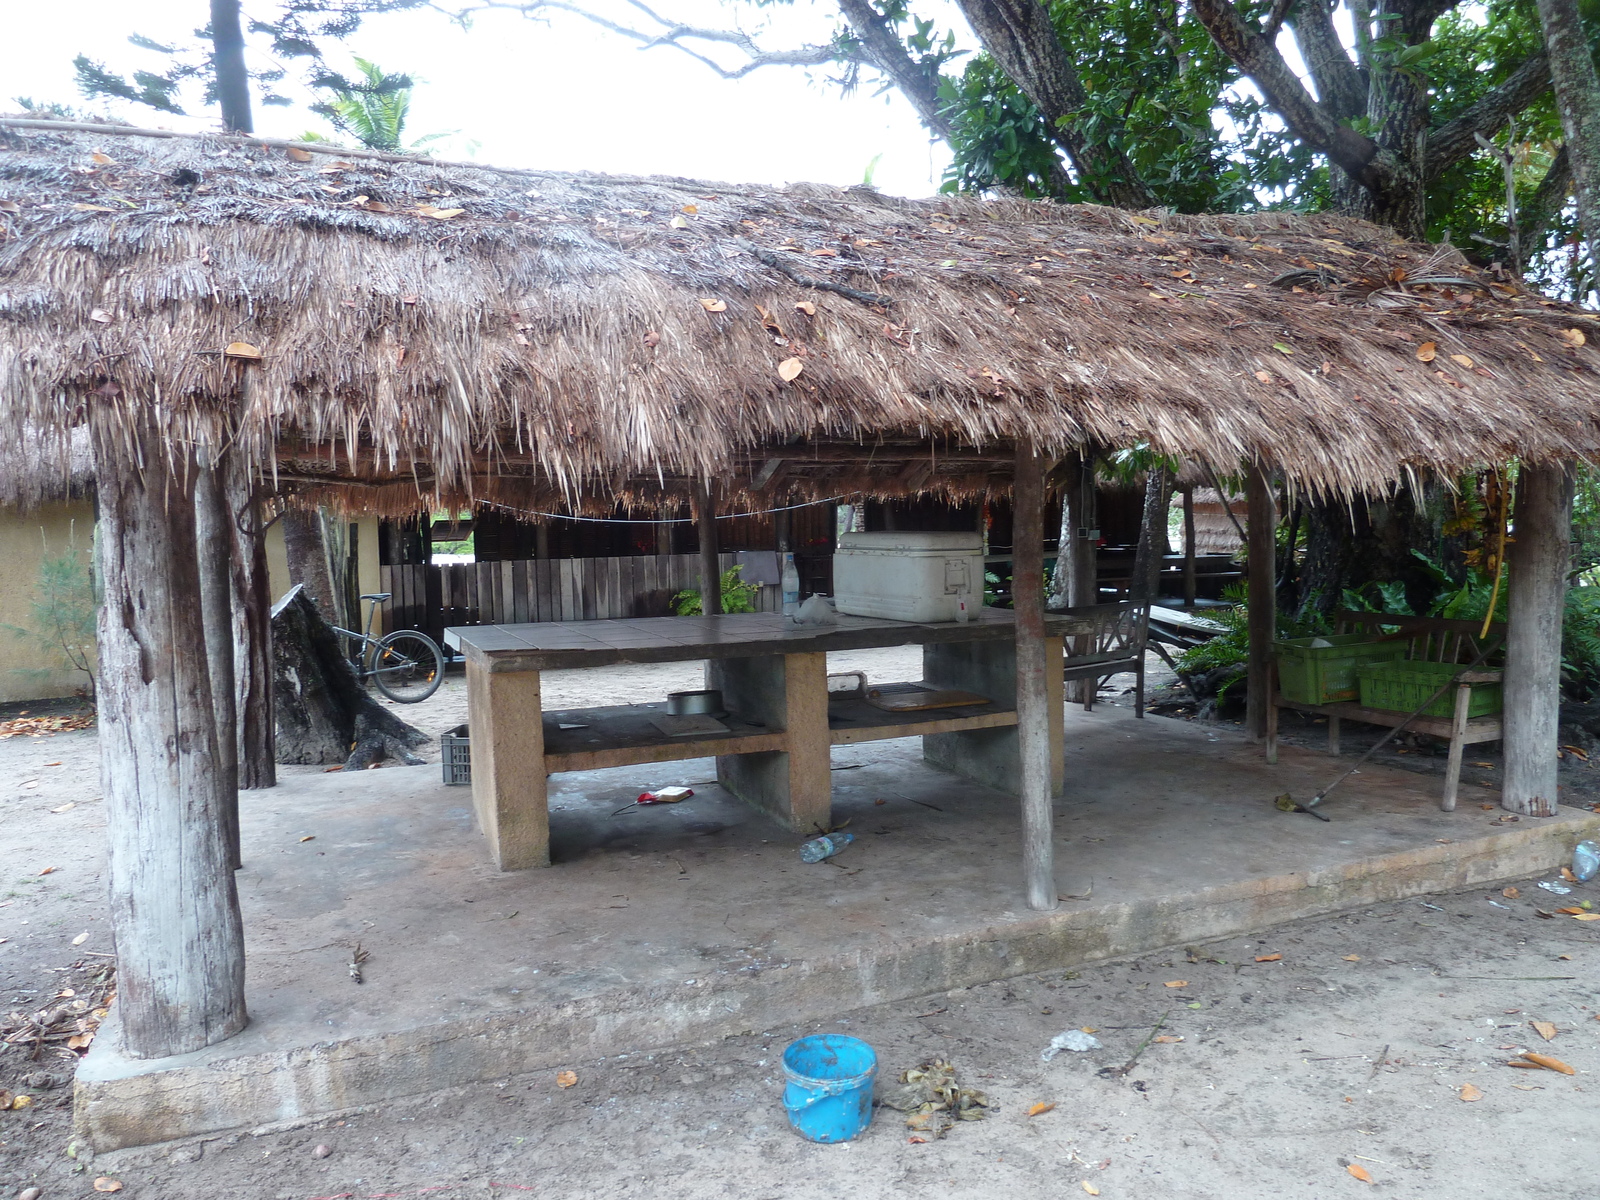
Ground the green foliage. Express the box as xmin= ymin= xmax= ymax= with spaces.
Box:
xmin=1563 ymin=587 xmax=1600 ymax=696
xmin=672 ymin=567 xmax=760 ymax=616
xmin=307 ymin=57 xmax=457 ymax=152
xmin=1174 ymin=584 xmax=1327 ymax=696
xmin=2 ymin=526 xmax=98 ymax=701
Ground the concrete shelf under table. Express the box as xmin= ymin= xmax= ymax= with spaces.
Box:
xmin=447 ymin=609 xmax=1083 ymax=869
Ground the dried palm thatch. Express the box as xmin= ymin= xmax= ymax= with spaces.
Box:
xmin=1 ymin=117 xmax=1598 ymax=513
xmin=0 ymin=425 xmax=92 ymax=510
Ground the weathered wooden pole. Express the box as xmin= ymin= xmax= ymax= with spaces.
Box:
xmin=228 ymin=448 xmax=275 ymax=790
xmin=1245 ymin=465 xmax=1277 ymax=745
xmin=196 ymin=450 xmax=241 ymax=870
xmin=1503 ymin=463 xmax=1574 ymax=816
xmin=1014 ymin=440 xmax=1057 ymax=912
xmin=693 ymin=481 xmax=722 ymax=616
xmin=1182 ymin=485 xmax=1197 ymax=607
xmin=92 ymin=405 xmax=248 ymax=1058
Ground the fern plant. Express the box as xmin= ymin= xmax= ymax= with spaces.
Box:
xmin=672 ymin=566 xmax=759 ymax=616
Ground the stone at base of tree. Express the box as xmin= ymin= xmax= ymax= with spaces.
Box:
xmin=270 ymin=584 xmax=429 ymax=771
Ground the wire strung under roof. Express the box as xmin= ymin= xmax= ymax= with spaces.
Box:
xmin=477 ymin=494 xmax=859 ymax=525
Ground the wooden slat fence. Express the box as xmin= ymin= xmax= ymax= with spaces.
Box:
xmin=380 ymin=553 xmax=779 ymax=644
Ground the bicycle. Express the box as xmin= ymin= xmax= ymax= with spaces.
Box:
xmin=332 ymin=592 xmax=447 ymax=703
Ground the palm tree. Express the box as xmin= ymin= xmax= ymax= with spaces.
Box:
xmin=308 ymin=58 xmax=451 ymax=153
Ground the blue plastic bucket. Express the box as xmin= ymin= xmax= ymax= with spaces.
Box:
xmin=781 ymin=1034 xmax=877 ymax=1143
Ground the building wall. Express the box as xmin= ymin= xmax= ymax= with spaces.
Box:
xmin=0 ymin=501 xmax=97 ymax=703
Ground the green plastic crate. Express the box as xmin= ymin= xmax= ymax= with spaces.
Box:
xmin=1356 ymin=660 xmax=1502 ymax=719
xmin=1274 ymin=634 xmax=1409 ymax=704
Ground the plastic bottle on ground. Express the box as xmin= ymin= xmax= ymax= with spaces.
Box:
xmin=1574 ymin=839 xmax=1600 ymax=883
xmin=799 ymin=832 xmax=855 ymax=863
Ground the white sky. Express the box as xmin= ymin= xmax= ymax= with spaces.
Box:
xmin=5 ymin=0 xmax=956 ymax=197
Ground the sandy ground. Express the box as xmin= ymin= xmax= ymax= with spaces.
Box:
xmin=4 ymin=651 xmax=1600 ymax=1198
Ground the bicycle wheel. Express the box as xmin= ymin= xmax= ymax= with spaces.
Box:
xmin=370 ymin=630 xmax=446 ymax=703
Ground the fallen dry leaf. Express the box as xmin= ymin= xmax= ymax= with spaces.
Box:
xmin=1416 ymin=342 xmax=1437 ymax=362
xmin=73 ymin=204 xmax=120 ymax=214
xmin=1531 ymin=1021 xmax=1557 ymax=1041
xmin=1347 ymin=1163 xmax=1373 ymax=1183
xmin=777 ymin=357 xmax=804 ymax=382
xmin=299 ymin=836 xmax=315 ymax=843
xmin=1459 ymin=1082 xmax=1483 ymax=1102
xmin=556 ymin=1070 xmax=578 ymax=1088
xmin=1515 ymin=1053 xmax=1575 ymax=1074
xmin=224 ymin=341 xmax=262 ymax=360
xmin=1343 ymin=954 xmax=1361 ymax=962
xmin=10 ymin=1094 xmax=33 ymax=1110
xmin=699 ymin=298 xmax=727 ymax=313
xmin=908 ymin=1135 xmax=928 ymax=1144
xmin=794 ymin=301 xmax=817 ymax=315
xmin=1558 ymin=327 xmax=1587 ymax=347
xmin=88 ymin=309 xmax=113 ymax=323
xmin=1449 ymin=353 xmax=1474 ymax=369
xmin=71 ymin=931 xmax=88 ymax=946
xmin=1555 ymin=907 xmax=1583 ymax=915
xmin=643 ymin=330 xmax=660 ymax=348
xmin=1163 ymin=980 xmax=1189 ymax=988
xmin=1255 ymin=953 xmax=1282 ymax=963
xmin=1027 ymin=1102 xmax=1056 ymax=1117
xmin=1570 ymin=913 xmax=1600 ymax=921
xmin=1502 ymin=886 xmax=1520 ymax=899
xmin=1082 ymin=1184 xmax=1100 ymax=1196
xmin=1153 ymin=1035 xmax=1184 ymax=1043
xmin=93 ymin=1178 xmax=123 ymax=1192
xmin=51 ymin=803 xmax=75 ymax=813
xmin=680 ymin=203 xmax=698 ymax=214
xmin=285 ymin=146 xmax=313 ymax=162
xmin=1561 ymin=867 xmax=1577 ymax=881
xmin=90 ymin=152 xmax=115 ymax=165
xmin=37 ymin=866 xmax=55 ymax=876
xmin=809 ymin=247 xmax=839 ymax=256
xmin=669 ymin=214 xmax=690 ymax=229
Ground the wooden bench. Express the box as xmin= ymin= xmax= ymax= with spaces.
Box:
xmin=1267 ymin=611 xmax=1506 ymax=811
xmin=1055 ymin=600 xmax=1151 ymax=716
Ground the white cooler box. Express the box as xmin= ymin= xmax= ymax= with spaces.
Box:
xmin=833 ymin=531 xmax=983 ymax=622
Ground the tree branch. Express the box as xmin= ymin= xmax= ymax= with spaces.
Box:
xmin=439 ymin=0 xmax=842 ymax=79
xmin=735 ymin=237 xmax=895 ymax=307
xmin=1521 ymin=143 xmax=1572 ymax=252
xmin=954 ymin=0 xmax=1156 ymax=207
xmin=1189 ymin=0 xmax=1387 ymax=188
xmin=1425 ymin=50 xmax=1551 ymax=179
xmin=1286 ymin=0 xmax=1366 ymax=122
xmin=834 ymin=0 xmax=953 ymax=140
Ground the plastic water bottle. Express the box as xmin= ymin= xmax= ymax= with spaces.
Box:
xmin=800 ymin=832 xmax=855 ymax=863
xmin=1574 ymin=840 xmax=1600 ymax=883
xmin=781 ymin=552 xmax=802 ymax=622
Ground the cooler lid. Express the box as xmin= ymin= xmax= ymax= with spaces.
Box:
xmin=837 ymin=531 xmax=983 ymax=553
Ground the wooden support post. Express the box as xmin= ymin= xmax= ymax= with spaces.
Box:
xmin=1503 ymin=463 xmax=1574 ymax=816
xmin=92 ymin=406 xmax=247 ymax=1058
xmin=1441 ymin=683 xmax=1472 ymax=812
xmin=1182 ymin=485 xmax=1197 ymax=607
xmin=228 ymin=449 xmax=275 ymax=790
xmin=466 ymin=658 xmax=549 ymax=868
xmin=196 ymin=452 xmax=241 ymax=870
xmin=694 ymin=481 xmax=722 ymax=616
xmin=1245 ymin=465 xmax=1277 ymax=748
xmin=1014 ymin=440 xmax=1057 ymax=912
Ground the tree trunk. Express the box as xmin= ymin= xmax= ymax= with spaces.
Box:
xmin=1182 ymin=485 xmax=1197 ymax=607
xmin=1245 ymin=465 xmax=1277 ymax=742
xmin=1129 ymin=465 xmax=1173 ymax=603
xmin=1536 ymin=0 xmax=1600 ymax=270
xmin=282 ymin=508 xmax=340 ymax=622
xmin=92 ymin=405 xmax=247 ymax=1059
xmin=229 ymin=450 xmax=275 ymax=789
xmin=1013 ymin=440 xmax=1056 ymax=913
xmin=209 ymin=0 xmax=253 ymax=134
xmin=1502 ymin=463 xmax=1574 ymax=816
xmin=1296 ymin=486 xmax=1440 ymax=617
xmin=195 ymin=454 xmax=241 ymax=871
xmin=271 ymin=585 xmax=430 ymax=770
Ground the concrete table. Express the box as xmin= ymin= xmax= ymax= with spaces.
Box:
xmin=445 ymin=609 xmax=1079 ymax=869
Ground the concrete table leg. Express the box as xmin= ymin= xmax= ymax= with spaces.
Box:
xmin=922 ymin=637 xmax=1064 ymax=796
xmin=710 ymin=651 xmax=831 ymax=832
xmin=466 ymin=659 xmax=549 ymax=870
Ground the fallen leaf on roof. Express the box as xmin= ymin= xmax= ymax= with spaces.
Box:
xmin=1416 ymin=342 xmax=1437 ymax=362
xmin=285 ymin=147 xmax=313 ymax=162
xmin=1347 ymin=1164 xmax=1372 ymax=1183
xmin=1459 ymin=1082 xmax=1483 ymax=1102
xmin=778 ymin=357 xmax=804 ymax=382
xmin=699 ymin=298 xmax=727 ymax=312
xmin=794 ymin=301 xmax=816 ymax=315
xmin=73 ymin=204 xmax=120 ymax=214
xmin=680 ymin=204 xmax=698 ymax=214
xmin=1558 ymin=328 xmax=1586 ymax=347
xmin=1449 ymin=353 xmax=1474 ymax=369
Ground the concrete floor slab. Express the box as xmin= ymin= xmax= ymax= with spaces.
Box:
xmin=75 ymin=708 xmax=1600 ymax=1152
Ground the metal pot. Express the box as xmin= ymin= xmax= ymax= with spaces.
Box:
xmin=667 ymin=689 xmax=726 ymax=717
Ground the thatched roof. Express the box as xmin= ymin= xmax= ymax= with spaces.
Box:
xmin=2 ymin=117 xmax=1598 ymax=512
xmin=0 ymin=426 xmax=92 ymax=510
